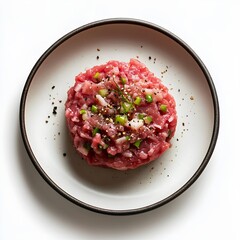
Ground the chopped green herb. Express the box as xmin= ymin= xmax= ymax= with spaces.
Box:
xmin=92 ymin=127 xmax=100 ymax=136
xmin=108 ymin=153 xmax=114 ymax=158
xmin=138 ymin=113 xmax=145 ymax=119
xmin=93 ymin=72 xmax=100 ymax=79
xmin=120 ymin=77 xmax=127 ymax=84
xmin=160 ymin=104 xmax=167 ymax=112
xmin=115 ymin=115 xmax=127 ymax=125
xmin=99 ymin=89 xmax=108 ymax=97
xmin=122 ymin=102 xmax=132 ymax=113
xmin=144 ymin=116 xmax=152 ymax=124
xmin=79 ymin=109 xmax=86 ymax=114
xmin=134 ymin=96 xmax=142 ymax=105
xmin=91 ymin=105 xmax=98 ymax=113
xmin=125 ymin=136 xmax=131 ymax=141
xmin=145 ymin=94 xmax=153 ymax=103
xmin=134 ymin=139 xmax=142 ymax=148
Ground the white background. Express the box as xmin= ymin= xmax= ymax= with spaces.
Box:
xmin=0 ymin=0 xmax=239 ymax=239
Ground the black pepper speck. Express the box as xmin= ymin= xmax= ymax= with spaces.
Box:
xmin=52 ymin=106 xmax=57 ymax=115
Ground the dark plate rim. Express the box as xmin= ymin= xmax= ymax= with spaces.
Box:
xmin=19 ymin=18 xmax=220 ymax=216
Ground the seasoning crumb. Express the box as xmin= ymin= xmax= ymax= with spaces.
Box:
xmin=140 ymin=45 xmax=143 ymax=48
xmin=59 ymin=100 xmax=62 ymax=103
xmin=97 ymin=48 xmax=100 ymax=51
xmin=45 ymin=120 xmax=48 ymax=123
xmin=52 ymin=86 xmax=55 ymax=90
xmin=190 ymin=96 xmax=194 ymax=100
xmin=182 ymin=122 xmax=185 ymax=126
xmin=149 ymin=56 xmax=152 ymax=60
xmin=63 ymin=153 xmax=67 ymax=157
xmin=58 ymin=132 xmax=60 ymax=135
xmin=96 ymin=56 xmax=99 ymax=60
xmin=52 ymin=106 xmax=57 ymax=115
xmin=178 ymin=89 xmax=180 ymax=92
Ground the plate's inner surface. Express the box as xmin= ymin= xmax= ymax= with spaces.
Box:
xmin=24 ymin=23 xmax=214 ymax=211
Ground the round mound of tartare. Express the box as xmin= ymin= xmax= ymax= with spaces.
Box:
xmin=65 ymin=59 xmax=177 ymax=170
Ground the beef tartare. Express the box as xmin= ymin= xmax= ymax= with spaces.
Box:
xmin=65 ymin=59 xmax=177 ymax=170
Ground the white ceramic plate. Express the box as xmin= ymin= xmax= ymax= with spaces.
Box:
xmin=20 ymin=18 xmax=219 ymax=215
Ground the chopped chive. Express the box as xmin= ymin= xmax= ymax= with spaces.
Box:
xmin=144 ymin=116 xmax=152 ymax=124
xmin=134 ymin=96 xmax=142 ymax=105
xmin=79 ymin=109 xmax=86 ymax=114
xmin=91 ymin=105 xmax=98 ymax=113
xmin=138 ymin=113 xmax=145 ymax=119
xmin=108 ymin=153 xmax=114 ymax=158
xmin=145 ymin=94 xmax=153 ymax=103
xmin=99 ymin=89 xmax=108 ymax=97
xmin=93 ymin=72 xmax=100 ymax=79
xmin=134 ymin=139 xmax=142 ymax=148
xmin=122 ymin=102 xmax=132 ymax=113
xmin=125 ymin=136 xmax=131 ymax=141
xmin=120 ymin=77 xmax=127 ymax=84
xmin=160 ymin=104 xmax=167 ymax=112
xmin=92 ymin=127 xmax=100 ymax=136
xmin=115 ymin=115 xmax=127 ymax=125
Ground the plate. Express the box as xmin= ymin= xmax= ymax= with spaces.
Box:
xmin=20 ymin=18 xmax=219 ymax=215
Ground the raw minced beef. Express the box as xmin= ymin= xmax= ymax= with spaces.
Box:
xmin=65 ymin=59 xmax=177 ymax=170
